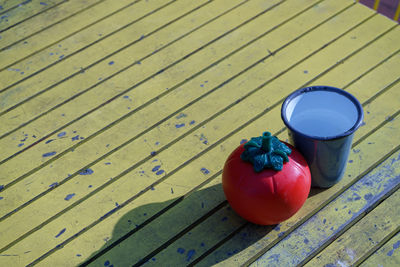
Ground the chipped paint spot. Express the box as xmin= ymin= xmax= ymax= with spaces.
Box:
xmin=79 ymin=168 xmax=94 ymax=175
xmin=55 ymin=228 xmax=66 ymax=238
xmin=364 ymin=193 xmax=373 ymax=201
xmin=268 ymin=254 xmax=280 ymax=262
xmin=108 ymin=61 xmax=114 ymax=65
xmin=336 ymin=260 xmax=349 ymax=267
xmin=152 ymin=165 xmax=161 ymax=172
xmin=57 ymin=131 xmax=66 ymax=137
xmin=72 ymin=135 xmax=80 ymax=141
xmin=64 ymin=194 xmax=75 ymax=201
xmin=387 ymin=240 xmax=400 ymax=256
xmin=156 ymin=170 xmax=165 ymax=175
xmin=175 ymin=123 xmax=185 ymax=128
xmin=186 ymin=250 xmax=196 ymax=262
xmin=177 ymin=248 xmax=185 ymax=254
xmin=197 ymin=133 xmax=209 ymax=144
xmin=42 ymin=151 xmax=56 ymax=157
xmin=189 ymin=120 xmax=195 ymax=125
xmin=200 ymin=168 xmax=210 ymax=174
xmin=176 ymin=113 xmax=187 ymax=119
xmin=385 ymin=116 xmax=394 ymax=122
xmin=49 ymin=182 xmax=58 ymax=188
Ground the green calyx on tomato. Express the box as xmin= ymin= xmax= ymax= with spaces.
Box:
xmin=241 ymin=132 xmax=292 ymax=172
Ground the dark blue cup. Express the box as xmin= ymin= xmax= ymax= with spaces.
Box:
xmin=281 ymin=86 xmax=364 ymax=188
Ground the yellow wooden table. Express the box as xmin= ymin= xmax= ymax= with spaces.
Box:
xmin=0 ymin=0 xmax=399 ymax=266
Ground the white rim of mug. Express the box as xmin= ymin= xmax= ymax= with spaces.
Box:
xmin=281 ymin=86 xmax=364 ymax=141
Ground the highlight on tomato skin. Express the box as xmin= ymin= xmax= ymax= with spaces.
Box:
xmin=222 ymin=142 xmax=311 ymax=225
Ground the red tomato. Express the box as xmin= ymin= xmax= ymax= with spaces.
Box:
xmin=222 ymin=142 xmax=311 ymax=225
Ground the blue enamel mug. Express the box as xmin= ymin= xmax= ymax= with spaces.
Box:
xmin=281 ymin=86 xmax=364 ymax=188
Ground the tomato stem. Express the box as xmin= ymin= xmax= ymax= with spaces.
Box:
xmin=241 ymin=131 xmax=292 ymax=172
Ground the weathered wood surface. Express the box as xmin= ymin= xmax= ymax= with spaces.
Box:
xmin=0 ymin=0 xmax=399 ymax=266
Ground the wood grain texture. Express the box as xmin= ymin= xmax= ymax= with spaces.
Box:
xmin=305 ymin=188 xmax=400 ymax=267
xmin=0 ymin=0 xmax=284 ymax=221
xmin=0 ymin=0 xmax=64 ymax=33
xmin=0 ymin=0 xmax=101 ymax=51
xmin=252 ymin=149 xmax=400 ymax=266
xmin=0 ymin=0 xmax=141 ymax=84
xmin=0 ymin=0 xmax=399 ymax=266
xmin=361 ymin=231 xmax=400 ymax=267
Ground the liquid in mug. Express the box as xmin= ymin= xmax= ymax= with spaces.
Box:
xmin=285 ymin=90 xmax=358 ymax=138
xmin=289 ymin=109 xmax=353 ymax=137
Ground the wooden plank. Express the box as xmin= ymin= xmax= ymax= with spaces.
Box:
xmin=0 ymin=0 xmax=32 ymax=15
xmin=0 ymin=0 xmax=167 ymax=96
xmin=0 ymin=0 xmax=152 ymax=84
xmin=0 ymin=0 xmax=304 ymax=204
xmin=361 ymin=231 xmax=400 ymax=267
xmin=181 ymin=28 xmax=400 ymax=267
xmin=167 ymin=150 xmax=400 ymax=267
xmin=0 ymin=0 xmax=352 ymax=227
xmin=0 ymin=0 xmax=306 ymax=245
xmin=0 ymin=0 xmax=398 ymax=264
xmin=304 ymin=189 xmax=400 ymax=267
xmin=107 ymin=68 xmax=400 ymax=266
xmin=0 ymin=0 xmax=371 ymax=265
xmin=7 ymin=5 xmax=396 ymax=266
xmin=0 ymin=0 xmax=103 ymax=50
xmin=251 ymin=149 xmax=400 ymax=266
xmin=136 ymin=67 xmax=400 ymax=266
xmin=0 ymin=0 xmax=216 ymax=164
xmin=0 ymin=0 xmax=227 ymax=154
xmin=197 ymin=51 xmax=400 ymax=266
xmin=0 ymin=0 xmax=65 ymax=32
